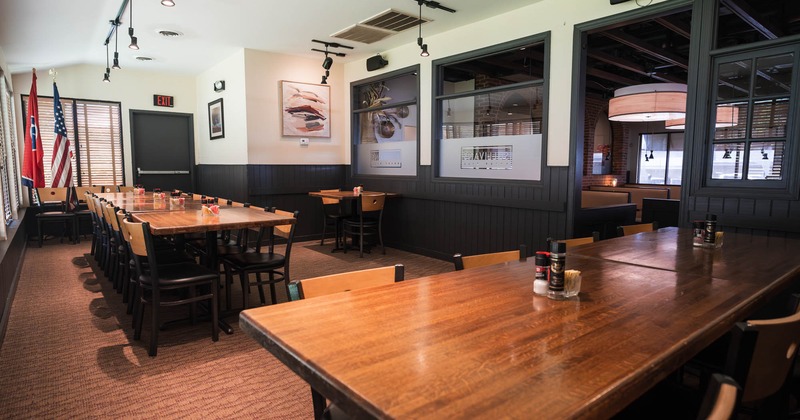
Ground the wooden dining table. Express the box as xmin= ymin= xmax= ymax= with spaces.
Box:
xmin=308 ymin=190 xmax=399 ymax=252
xmin=239 ymin=229 xmax=800 ymax=419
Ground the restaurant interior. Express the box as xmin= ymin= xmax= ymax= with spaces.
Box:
xmin=1 ymin=0 xmax=800 ymax=418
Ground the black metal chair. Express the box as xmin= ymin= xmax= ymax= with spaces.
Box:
xmin=122 ymin=217 xmax=219 ymax=357
xmin=342 ymin=193 xmax=385 ymax=257
xmin=221 ymin=208 xmax=299 ymax=309
xmin=318 ymin=189 xmax=346 ymax=248
xmin=34 ymin=187 xmax=77 ymax=247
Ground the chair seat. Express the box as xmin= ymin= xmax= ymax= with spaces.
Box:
xmin=37 ymin=211 xmax=76 ymax=218
xmin=139 ymin=263 xmax=218 ymax=287
xmin=223 ymin=252 xmax=286 ymax=271
xmin=343 ymin=217 xmax=378 ymax=227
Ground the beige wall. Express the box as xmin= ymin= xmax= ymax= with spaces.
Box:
xmin=11 ymin=64 xmax=197 ymax=184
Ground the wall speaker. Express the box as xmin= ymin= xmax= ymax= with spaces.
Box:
xmin=366 ymin=54 xmax=388 ymax=71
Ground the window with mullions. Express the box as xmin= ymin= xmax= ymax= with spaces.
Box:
xmin=351 ymin=69 xmax=418 ymax=177
xmin=708 ymin=47 xmax=795 ymax=184
xmin=638 ymin=132 xmax=683 ymax=185
xmin=435 ymin=37 xmax=547 ymax=181
xmin=22 ymin=95 xmax=124 ymax=186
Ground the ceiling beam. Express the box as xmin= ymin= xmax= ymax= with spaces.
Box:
xmin=588 ymin=51 xmax=684 ymax=83
xmin=602 ymin=29 xmax=689 ymax=70
xmin=721 ymin=0 xmax=781 ymax=40
xmin=654 ymin=17 xmax=691 ymax=40
xmin=587 ymin=68 xmax=641 ymax=87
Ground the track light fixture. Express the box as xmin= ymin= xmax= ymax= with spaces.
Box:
xmin=648 ymin=150 xmax=654 ymax=160
xmin=111 ymin=20 xmax=121 ymax=69
xmin=722 ymin=148 xmax=732 ymax=159
xmin=417 ymin=1 xmax=428 ymax=57
xmin=128 ymin=0 xmax=139 ymax=50
xmin=311 ymin=39 xmax=353 ymax=85
xmin=103 ymin=42 xmax=111 ymax=83
xmin=161 ymin=0 xmax=175 ymax=6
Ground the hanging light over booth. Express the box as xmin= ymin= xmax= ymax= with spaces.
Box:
xmin=608 ymin=83 xmax=687 ymax=122
xmin=665 ymin=104 xmax=739 ymax=130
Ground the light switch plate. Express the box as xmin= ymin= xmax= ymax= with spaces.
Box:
xmin=300 ymin=137 xmax=309 ymax=146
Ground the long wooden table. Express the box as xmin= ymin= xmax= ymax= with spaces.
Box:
xmin=239 ymin=229 xmax=800 ymax=418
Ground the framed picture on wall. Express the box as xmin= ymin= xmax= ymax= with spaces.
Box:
xmin=208 ymin=98 xmax=225 ymax=140
xmin=280 ymin=80 xmax=330 ymax=138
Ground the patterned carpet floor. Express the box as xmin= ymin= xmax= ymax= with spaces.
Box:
xmin=0 ymin=238 xmax=452 ymax=418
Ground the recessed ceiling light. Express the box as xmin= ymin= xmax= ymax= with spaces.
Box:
xmin=135 ymin=56 xmax=154 ymax=61
xmin=157 ymin=30 xmax=183 ymax=37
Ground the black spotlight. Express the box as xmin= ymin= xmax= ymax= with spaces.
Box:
xmin=321 ymin=70 xmax=329 ymax=85
xmin=322 ymin=56 xmax=333 ymax=70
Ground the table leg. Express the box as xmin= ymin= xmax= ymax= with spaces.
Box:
xmin=206 ymin=229 xmax=234 ymax=335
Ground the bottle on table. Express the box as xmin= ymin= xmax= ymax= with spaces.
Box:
xmin=547 ymin=242 xmax=567 ymax=300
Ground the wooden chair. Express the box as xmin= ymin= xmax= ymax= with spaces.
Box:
xmin=221 ymin=208 xmax=299 ymax=309
xmin=342 ymin=193 xmax=386 ymax=257
xmin=617 ymin=221 xmax=658 ymax=237
xmin=122 ymin=217 xmax=219 ymax=357
xmin=288 ymin=264 xmax=404 ymax=301
xmin=318 ymin=189 xmax=347 ymax=248
xmin=719 ymin=307 xmax=800 ymax=416
xmin=102 ymin=202 xmax=124 ymax=292
xmin=286 ymin=264 xmax=404 ymax=420
xmin=117 ymin=186 xmax=134 ymax=192
xmin=34 ymin=187 xmax=77 ymax=247
xmin=697 ymin=374 xmax=739 ymax=420
xmin=453 ymin=244 xmax=527 ymax=271
xmin=94 ymin=185 xmax=118 ymax=193
xmin=558 ymin=231 xmax=600 ymax=249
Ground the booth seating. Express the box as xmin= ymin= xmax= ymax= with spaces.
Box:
xmin=641 ymin=198 xmax=680 ymax=228
xmin=581 ymin=190 xmax=630 ymax=208
xmin=589 ymin=185 xmax=670 ymax=221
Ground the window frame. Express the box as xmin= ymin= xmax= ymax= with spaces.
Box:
xmin=690 ymin=29 xmax=800 ymax=200
xmin=432 ymin=33 xmax=550 ymax=184
xmin=637 ymin=131 xmax=684 ymax=186
xmin=350 ymin=65 xmax=420 ymax=179
xmin=21 ymin=94 xmax=125 ymax=187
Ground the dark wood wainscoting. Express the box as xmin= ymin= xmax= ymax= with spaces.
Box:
xmin=0 ymin=209 xmax=29 ymax=347
xmin=196 ymin=164 xmax=570 ymax=261
xmin=684 ymin=194 xmax=800 ymax=237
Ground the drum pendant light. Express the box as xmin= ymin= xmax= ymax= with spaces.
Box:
xmin=608 ymin=83 xmax=687 ymax=122
xmin=665 ymin=104 xmax=739 ymax=130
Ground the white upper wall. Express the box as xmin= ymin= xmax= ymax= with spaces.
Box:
xmin=11 ymin=64 xmax=196 ymax=183
xmin=195 ymin=49 xmax=248 ymax=164
xmin=343 ymin=0 xmax=664 ymax=167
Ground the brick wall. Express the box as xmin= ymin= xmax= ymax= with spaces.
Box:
xmin=582 ymin=96 xmax=628 ymax=189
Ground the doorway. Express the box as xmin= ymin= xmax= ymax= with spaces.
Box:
xmin=130 ymin=110 xmax=195 ymax=192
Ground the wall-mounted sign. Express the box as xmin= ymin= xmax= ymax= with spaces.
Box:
xmin=153 ymin=94 xmax=174 ymax=108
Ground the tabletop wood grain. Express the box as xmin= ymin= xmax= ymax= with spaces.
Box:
xmin=240 ymin=247 xmax=800 ymax=418
xmin=568 ymin=227 xmax=800 ymax=282
xmin=308 ymin=190 xmax=399 ymax=200
xmin=131 ymin=207 xmax=295 ymax=235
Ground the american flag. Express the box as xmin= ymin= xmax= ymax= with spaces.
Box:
xmin=50 ymin=82 xmax=72 ymax=188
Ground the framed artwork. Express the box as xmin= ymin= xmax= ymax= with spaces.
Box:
xmin=208 ymin=98 xmax=225 ymax=140
xmin=281 ymin=80 xmax=330 ymax=137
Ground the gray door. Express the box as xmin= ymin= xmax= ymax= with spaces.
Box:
xmin=130 ymin=110 xmax=195 ymax=192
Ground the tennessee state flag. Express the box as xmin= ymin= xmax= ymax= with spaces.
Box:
xmin=22 ymin=69 xmax=45 ymax=188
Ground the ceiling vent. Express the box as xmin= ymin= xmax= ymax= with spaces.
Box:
xmin=332 ymin=9 xmax=430 ymax=44
xmin=157 ymin=30 xmax=183 ymax=37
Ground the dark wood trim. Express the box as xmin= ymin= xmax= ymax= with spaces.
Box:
xmin=0 ymin=209 xmax=29 ymax=349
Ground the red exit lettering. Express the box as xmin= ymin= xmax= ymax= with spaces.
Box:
xmin=153 ymin=95 xmax=174 ymax=107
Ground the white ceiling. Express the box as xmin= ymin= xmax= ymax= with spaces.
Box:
xmin=0 ymin=0 xmax=542 ymax=76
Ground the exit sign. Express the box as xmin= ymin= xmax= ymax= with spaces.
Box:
xmin=153 ymin=94 xmax=174 ymax=107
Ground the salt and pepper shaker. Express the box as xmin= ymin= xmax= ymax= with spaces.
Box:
xmin=547 ymin=242 xmax=567 ymax=300
xmin=692 ymin=220 xmax=705 ymax=247
xmin=533 ymin=252 xmax=549 ymax=296
xmin=703 ymin=214 xmax=717 ymax=248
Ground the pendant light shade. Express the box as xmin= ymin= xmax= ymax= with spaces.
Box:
xmin=608 ymin=83 xmax=687 ymax=122
xmin=665 ymin=104 xmax=739 ymax=130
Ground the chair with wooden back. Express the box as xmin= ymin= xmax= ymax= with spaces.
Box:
xmin=558 ymin=231 xmax=600 ymax=249
xmin=286 ymin=263 xmax=404 ymax=419
xmin=117 ymin=186 xmax=134 ymax=192
xmin=94 ymin=185 xmax=118 ymax=193
xmin=453 ymin=244 xmax=527 ymax=271
xmin=617 ymin=221 xmax=658 ymax=237
xmin=103 ymin=202 xmax=124 ymax=291
xmin=221 ymin=208 xmax=299 ymax=309
xmin=288 ymin=264 xmax=404 ymax=301
xmin=720 ymin=307 xmax=800 ymax=416
xmin=697 ymin=374 xmax=739 ymax=420
xmin=122 ymin=217 xmax=219 ymax=357
xmin=91 ymin=195 xmax=111 ymax=269
xmin=343 ymin=193 xmax=386 ymax=257
xmin=34 ymin=187 xmax=77 ymax=247
xmin=318 ymin=189 xmax=346 ymax=248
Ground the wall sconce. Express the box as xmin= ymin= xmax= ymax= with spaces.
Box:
xmin=213 ymin=80 xmax=225 ymax=92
